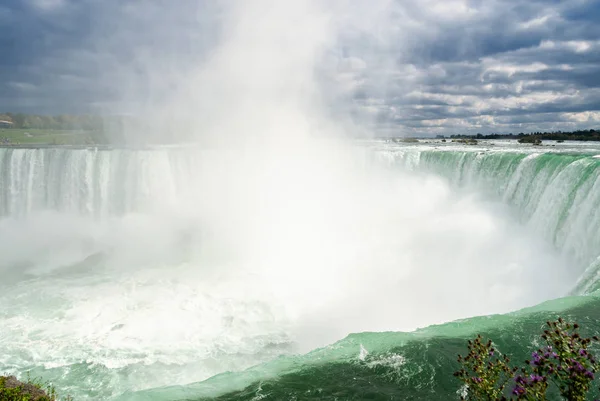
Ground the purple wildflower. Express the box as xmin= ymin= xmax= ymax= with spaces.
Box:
xmin=512 ymin=386 xmax=526 ymax=396
xmin=529 ymin=374 xmax=543 ymax=383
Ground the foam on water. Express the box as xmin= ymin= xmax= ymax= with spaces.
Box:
xmin=0 ymin=143 xmax=576 ymax=399
xmin=4 ymin=0 xmax=597 ymax=397
xmin=380 ymin=141 xmax=600 ymax=290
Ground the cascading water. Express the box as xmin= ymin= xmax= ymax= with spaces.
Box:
xmin=4 ymin=0 xmax=598 ymax=398
xmin=0 ymin=141 xmax=596 ymax=400
xmin=0 ymin=147 xmax=199 ymax=217
xmin=378 ymin=142 xmax=600 ymax=294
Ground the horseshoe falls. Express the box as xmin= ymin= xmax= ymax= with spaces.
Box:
xmin=2 ymin=140 xmax=600 ymax=401
xmin=379 ymin=141 xmax=600 ymax=295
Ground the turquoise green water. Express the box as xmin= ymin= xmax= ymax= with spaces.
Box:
xmin=3 ymin=142 xmax=600 ymax=400
xmin=123 ymin=293 xmax=600 ymax=400
xmin=379 ymin=144 xmax=600 ymax=294
xmin=124 ymin=142 xmax=600 ymax=401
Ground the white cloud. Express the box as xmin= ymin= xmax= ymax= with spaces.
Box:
xmin=481 ymin=62 xmax=550 ymax=78
xmin=518 ymin=13 xmax=558 ymax=30
xmin=338 ymin=56 xmax=367 ymax=72
xmin=540 ymin=40 xmax=598 ymax=53
xmin=564 ymin=111 xmax=600 ymax=122
xmin=2 ymin=0 xmax=600 ymax=135
xmin=420 ymin=0 xmax=478 ymax=21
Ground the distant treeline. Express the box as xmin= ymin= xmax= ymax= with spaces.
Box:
xmin=0 ymin=113 xmax=182 ymax=145
xmin=0 ymin=113 xmax=104 ymax=131
xmin=439 ymin=129 xmax=600 ymax=142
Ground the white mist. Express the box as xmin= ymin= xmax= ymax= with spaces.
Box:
xmin=0 ymin=0 xmax=574 ymax=397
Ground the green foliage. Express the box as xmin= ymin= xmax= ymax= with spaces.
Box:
xmin=453 ymin=334 xmax=516 ymax=400
xmin=1 ymin=113 xmax=103 ymax=131
xmin=0 ymin=129 xmax=98 ymax=145
xmin=392 ymin=137 xmax=420 ymax=143
xmin=455 ymin=319 xmax=600 ymax=400
xmin=0 ymin=374 xmax=72 ymax=401
xmin=452 ymin=138 xmax=478 ymax=145
xmin=0 ymin=113 xmax=113 ymax=145
xmin=525 ymin=319 xmax=600 ymax=401
xmin=517 ymin=136 xmax=542 ymax=145
xmin=446 ymin=129 xmax=600 ymax=142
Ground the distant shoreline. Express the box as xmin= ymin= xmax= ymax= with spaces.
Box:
xmin=0 ymin=144 xmax=166 ymax=151
xmin=2 ymin=137 xmax=600 ymax=152
xmin=424 ymin=129 xmax=600 ymax=142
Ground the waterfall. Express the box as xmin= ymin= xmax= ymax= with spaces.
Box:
xmin=0 ymin=147 xmax=198 ymax=217
xmin=0 ymin=146 xmax=600 ymax=291
xmin=3 ymin=145 xmax=600 ymax=287
xmin=379 ymin=145 xmax=600 ymax=293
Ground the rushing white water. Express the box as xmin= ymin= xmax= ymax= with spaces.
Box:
xmin=2 ymin=0 xmax=591 ymax=398
xmin=0 ymin=143 xmax=574 ymax=399
xmin=0 ymin=148 xmax=194 ymax=217
xmin=378 ymin=141 xmax=600 ymax=292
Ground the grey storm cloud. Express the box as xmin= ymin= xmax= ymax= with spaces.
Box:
xmin=1 ymin=0 xmax=599 ymax=135
xmin=342 ymin=0 xmax=600 ymax=135
xmin=0 ymin=0 xmax=223 ymax=113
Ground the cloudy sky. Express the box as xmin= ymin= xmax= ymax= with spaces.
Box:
xmin=1 ymin=0 xmax=599 ymax=136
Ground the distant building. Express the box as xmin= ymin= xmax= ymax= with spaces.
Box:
xmin=0 ymin=120 xmax=13 ymax=128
